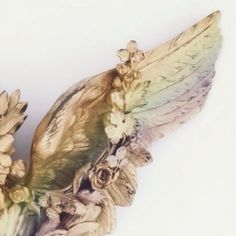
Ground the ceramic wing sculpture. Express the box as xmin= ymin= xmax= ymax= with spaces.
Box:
xmin=0 ymin=11 xmax=222 ymax=236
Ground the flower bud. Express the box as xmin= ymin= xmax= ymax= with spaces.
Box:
xmin=9 ymin=185 xmax=31 ymax=203
xmin=10 ymin=159 xmax=26 ymax=179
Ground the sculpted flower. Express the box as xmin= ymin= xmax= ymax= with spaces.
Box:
xmin=9 ymin=185 xmax=31 ymax=203
xmin=116 ymin=63 xmax=131 ymax=76
xmin=107 ymin=146 xmax=128 ymax=168
xmin=10 ymin=159 xmax=26 ymax=179
xmin=89 ymin=162 xmax=114 ymax=190
xmin=89 ymin=147 xmax=129 ymax=190
xmin=116 ymin=64 xmax=141 ymax=84
xmin=117 ymin=40 xmax=145 ymax=65
xmin=105 ymin=110 xmax=136 ymax=144
xmin=116 ymin=41 xmax=144 ymax=86
xmin=123 ymin=70 xmax=141 ymax=84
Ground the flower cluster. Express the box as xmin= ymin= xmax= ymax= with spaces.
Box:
xmin=116 ymin=40 xmax=145 ymax=86
xmin=105 ymin=41 xmax=145 ymax=145
xmin=104 ymin=110 xmax=136 ymax=144
xmin=89 ymin=146 xmax=128 ymax=190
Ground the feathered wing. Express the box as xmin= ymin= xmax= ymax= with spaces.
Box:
xmin=28 ymin=70 xmax=116 ymax=190
xmin=0 ymin=90 xmax=27 ymax=154
xmin=128 ymin=11 xmax=222 ymax=142
xmin=28 ymin=11 xmax=221 ymax=194
xmin=98 ymin=11 xmax=222 ymax=208
xmin=26 ymin=11 xmax=222 ymax=236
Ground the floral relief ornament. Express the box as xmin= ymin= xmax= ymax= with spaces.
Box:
xmin=116 ymin=40 xmax=145 ymax=88
xmin=104 ymin=110 xmax=137 ymax=144
xmin=0 ymin=11 xmax=222 ymax=236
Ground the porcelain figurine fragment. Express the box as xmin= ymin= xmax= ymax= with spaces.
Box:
xmin=0 ymin=11 xmax=222 ymax=236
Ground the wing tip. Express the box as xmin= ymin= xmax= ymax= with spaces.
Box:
xmin=209 ymin=10 xmax=221 ymax=19
xmin=193 ymin=10 xmax=221 ymax=34
xmin=205 ymin=10 xmax=221 ymax=26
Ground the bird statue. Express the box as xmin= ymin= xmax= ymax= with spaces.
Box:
xmin=0 ymin=11 xmax=222 ymax=236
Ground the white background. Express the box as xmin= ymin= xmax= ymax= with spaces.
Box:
xmin=0 ymin=0 xmax=236 ymax=235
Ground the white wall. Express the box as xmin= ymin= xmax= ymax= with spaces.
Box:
xmin=0 ymin=0 xmax=235 ymax=235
